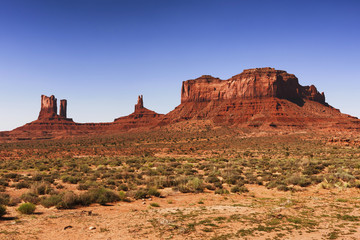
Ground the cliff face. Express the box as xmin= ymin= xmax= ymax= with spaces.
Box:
xmin=181 ymin=68 xmax=325 ymax=105
xmin=164 ymin=67 xmax=360 ymax=129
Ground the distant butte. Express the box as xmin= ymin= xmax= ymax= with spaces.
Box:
xmin=113 ymin=95 xmax=163 ymax=129
xmin=2 ymin=67 xmax=360 ymax=141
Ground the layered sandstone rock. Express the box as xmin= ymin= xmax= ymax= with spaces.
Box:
xmin=38 ymin=95 xmax=58 ymax=119
xmin=181 ymin=68 xmax=326 ymax=105
xmin=2 ymin=67 xmax=359 ymax=143
xmin=59 ymin=100 xmax=67 ymax=118
xmin=165 ymin=67 xmax=359 ymax=130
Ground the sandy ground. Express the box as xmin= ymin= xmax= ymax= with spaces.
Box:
xmin=1 ymin=185 xmax=360 ymax=240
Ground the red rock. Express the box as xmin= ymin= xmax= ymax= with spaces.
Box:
xmin=165 ymin=67 xmax=358 ymax=130
xmin=181 ymin=68 xmax=326 ymax=105
xmin=59 ymin=99 xmax=67 ymax=118
xmin=38 ymin=95 xmax=58 ymax=119
xmin=2 ymin=67 xmax=360 ymax=142
xmin=135 ymin=95 xmax=144 ymax=111
xmin=114 ymin=95 xmax=163 ymax=129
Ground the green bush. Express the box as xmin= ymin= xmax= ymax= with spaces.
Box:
xmin=79 ymin=187 xmax=120 ymax=206
xmin=215 ymin=189 xmax=229 ymax=194
xmin=150 ymin=202 xmax=160 ymax=207
xmin=41 ymin=194 xmax=63 ymax=208
xmin=286 ymin=175 xmax=311 ymax=187
xmin=18 ymin=203 xmax=36 ymax=214
xmin=0 ymin=205 xmax=6 ymax=217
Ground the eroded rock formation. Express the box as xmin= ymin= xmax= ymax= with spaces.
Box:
xmin=165 ymin=67 xmax=359 ymax=130
xmin=181 ymin=68 xmax=326 ymax=105
xmin=114 ymin=95 xmax=163 ymax=129
xmin=2 ymin=67 xmax=359 ymax=142
xmin=38 ymin=95 xmax=58 ymax=119
xmin=60 ymin=100 xmax=67 ymax=118
xmin=135 ymin=95 xmax=144 ymax=111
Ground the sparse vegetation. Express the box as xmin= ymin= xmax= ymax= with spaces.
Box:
xmin=0 ymin=129 xmax=360 ymax=238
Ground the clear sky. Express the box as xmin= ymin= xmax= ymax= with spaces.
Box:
xmin=0 ymin=0 xmax=359 ymax=131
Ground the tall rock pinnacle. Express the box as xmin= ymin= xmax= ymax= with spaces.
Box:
xmin=38 ymin=95 xmax=58 ymax=119
xmin=135 ymin=95 xmax=144 ymax=111
xmin=59 ymin=99 xmax=67 ymax=118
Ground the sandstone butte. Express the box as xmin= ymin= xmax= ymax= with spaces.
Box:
xmin=1 ymin=67 xmax=359 ymax=140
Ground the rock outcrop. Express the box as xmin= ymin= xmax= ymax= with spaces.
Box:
xmin=114 ymin=95 xmax=163 ymax=129
xmin=38 ymin=95 xmax=58 ymax=119
xmin=60 ymin=100 xmax=67 ymax=118
xmin=165 ymin=67 xmax=359 ymax=130
xmin=135 ymin=95 xmax=144 ymax=111
xmin=181 ymin=68 xmax=326 ymax=105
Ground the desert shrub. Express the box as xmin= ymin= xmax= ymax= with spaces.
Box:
xmin=0 ymin=179 xmax=9 ymax=187
xmin=118 ymin=191 xmax=131 ymax=202
xmin=205 ymin=184 xmax=216 ymax=190
xmin=265 ymin=181 xmax=278 ymax=189
xmin=79 ymin=187 xmax=120 ymax=206
xmin=176 ymin=177 xmax=204 ymax=193
xmin=133 ymin=188 xmax=148 ymax=199
xmin=206 ymin=175 xmax=220 ymax=183
xmin=336 ymin=169 xmax=355 ymax=181
xmin=302 ymin=163 xmax=325 ymax=175
xmin=215 ymin=189 xmax=229 ymax=194
xmin=277 ymin=184 xmax=290 ymax=191
xmin=187 ymin=177 xmax=204 ymax=193
xmin=177 ymin=184 xmax=191 ymax=193
xmin=13 ymin=181 xmax=30 ymax=189
xmin=286 ymin=175 xmax=312 ymax=187
xmin=0 ymin=205 xmax=6 ymax=217
xmin=0 ymin=193 xmax=10 ymax=205
xmin=117 ymin=184 xmax=128 ymax=191
xmin=32 ymin=173 xmax=44 ymax=181
xmin=20 ymin=192 xmax=40 ymax=204
xmin=5 ymin=173 xmax=19 ymax=179
xmin=224 ymin=175 xmax=239 ymax=185
xmin=56 ymin=191 xmax=78 ymax=209
xmin=30 ymin=182 xmax=52 ymax=195
xmin=41 ymin=194 xmax=63 ymax=208
xmin=147 ymin=187 xmax=161 ymax=197
xmin=231 ymin=185 xmax=249 ymax=193
xmin=150 ymin=202 xmax=160 ymax=207
xmin=61 ymin=175 xmax=81 ymax=184
xmin=77 ymin=181 xmax=98 ymax=190
xmin=18 ymin=203 xmax=36 ymax=214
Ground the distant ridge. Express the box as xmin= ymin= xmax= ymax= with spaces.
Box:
xmin=1 ymin=68 xmax=359 ymax=141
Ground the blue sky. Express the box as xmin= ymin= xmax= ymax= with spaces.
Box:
xmin=0 ymin=0 xmax=359 ymax=131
